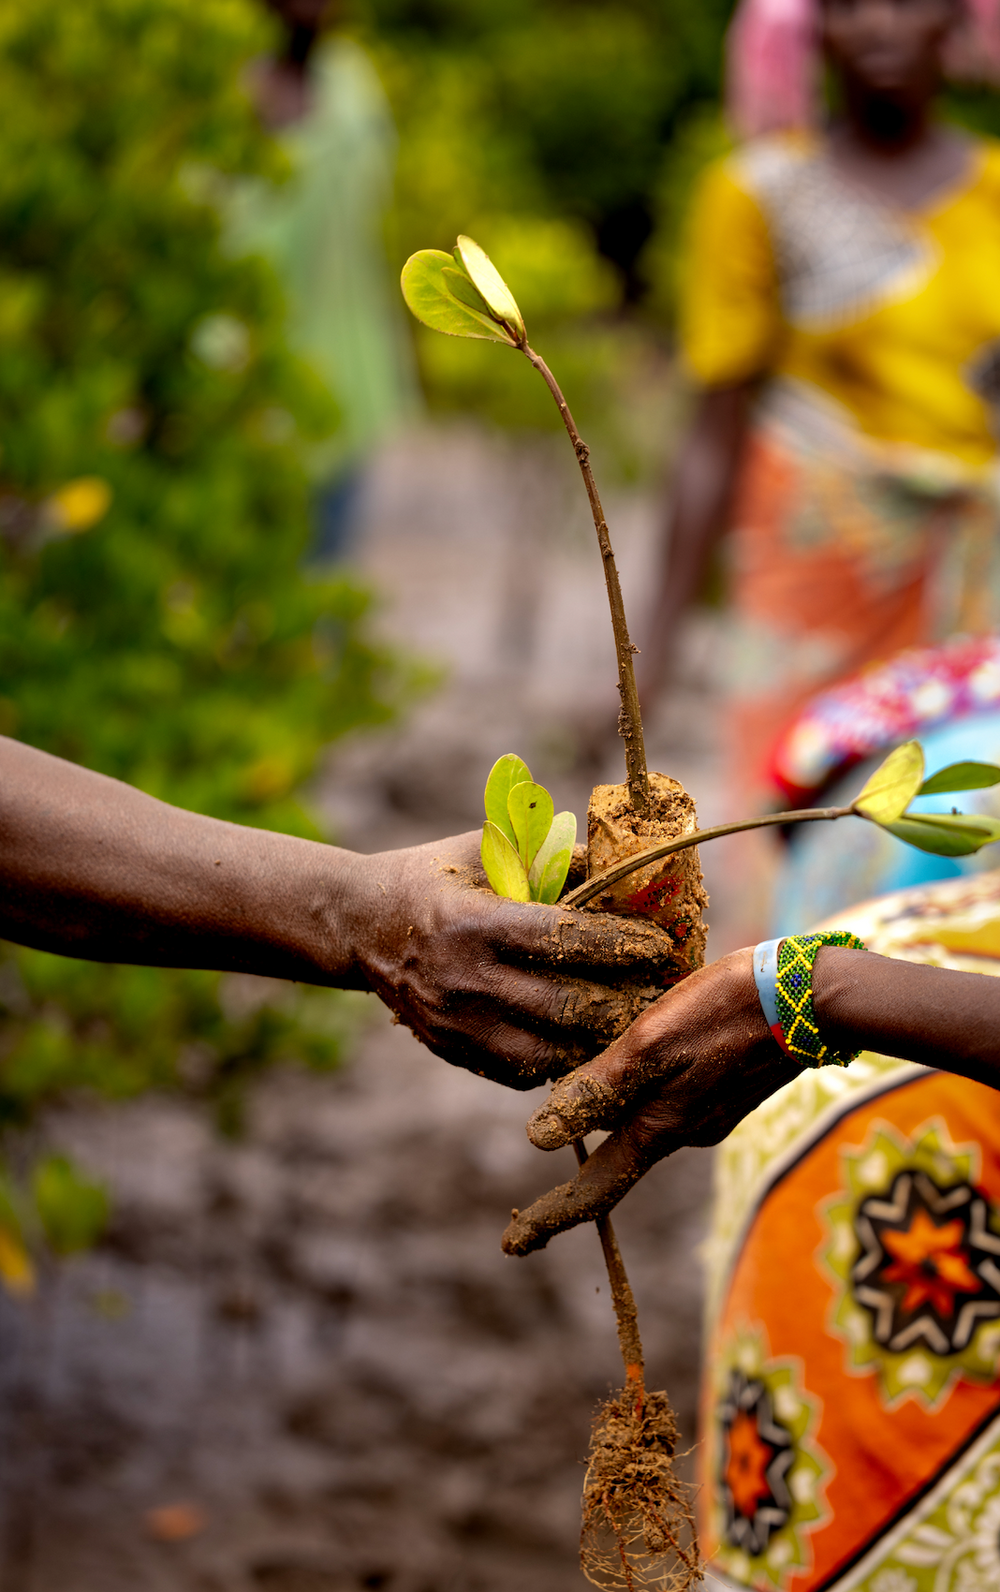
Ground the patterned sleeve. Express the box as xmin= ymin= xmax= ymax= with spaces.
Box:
xmin=678 ymin=157 xmax=781 ymax=387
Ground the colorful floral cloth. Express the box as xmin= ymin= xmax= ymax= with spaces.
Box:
xmin=701 ymin=869 xmax=1000 ymax=1590
xmin=768 ymin=634 xmax=1000 ymax=806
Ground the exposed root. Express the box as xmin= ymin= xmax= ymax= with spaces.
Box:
xmin=581 ymin=1387 xmax=701 ymax=1592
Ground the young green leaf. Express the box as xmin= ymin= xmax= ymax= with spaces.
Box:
xmin=400 ymin=251 xmax=516 ymax=343
xmin=481 ymin=820 xmax=531 ymax=901
xmin=454 ymin=235 xmax=525 ymax=340
xmin=442 ymin=265 xmax=496 ymax=317
xmin=484 ymin=753 xmax=532 ymax=846
xmin=853 ymin=741 xmax=925 ymax=823
xmin=529 ymin=810 xmax=577 ymax=904
xmin=917 ymin=761 xmax=1000 ymax=796
xmin=882 ymin=811 xmax=1000 ymax=856
xmin=507 ymin=781 xmax=555 ymax=871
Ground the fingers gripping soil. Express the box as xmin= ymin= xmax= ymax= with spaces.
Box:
xmin=389 ymin=1000 xmax=594 ymax=1089
xmin=384 ymin=957 xmax=659 ymax=1088
xmin=522 ymin=970 xmax=662 ymax=1048
xmin=444 ymin=832 xmax=678 ymax=976
xmin=495 ymin=900 xmax=678 ymax=975
xmin=523 ymin=992 xmax=691 ymax=1148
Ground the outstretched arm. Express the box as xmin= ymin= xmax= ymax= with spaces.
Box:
xmin=638 ymin=381 xmax=753 ymax=701
xmin=504 ymin=945 xmax=1000 ymax=1252
xmin=0 ymin=737 xmax=678 ymax=1090
xmin=0 ymin=735 xmax=365 ymax=982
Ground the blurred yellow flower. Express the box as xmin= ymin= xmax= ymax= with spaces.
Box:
xmin=45 ymin=476 xmax=113 ymax=534
xmin=244 ymin=754 xmax=295 ymax=802
xmin=0 ymin=1226 xmax=35 ymax=1297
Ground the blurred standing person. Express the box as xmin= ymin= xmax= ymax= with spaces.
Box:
xmin=642 ymin=0 xmax=1000 ymax=833
xmin=633 ymin=8 xmax=1000 ymax=1586
xmin=235 ymin=0 xmax=418 ymax=560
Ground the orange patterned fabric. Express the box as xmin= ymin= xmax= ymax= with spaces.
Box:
xmin=701 ymin=871 xmax=1000 ymax=1591
xmin=701 ymin=1071 xmax=1000 ymax=1588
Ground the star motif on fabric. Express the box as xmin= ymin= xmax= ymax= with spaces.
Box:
xmin=718 ymin=1371 xmax=793 ymax=1557
xmin=725 ymin=1409 xmax=776 ymax=1522
xmin=853 ymin=1169 xmax=1000 ymax=1356
xmin=880 ymin=1210 xmax=982 ymax=1318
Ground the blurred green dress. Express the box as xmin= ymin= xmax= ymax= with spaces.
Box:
xmin=231 ymin=37 xmax=418 ymax=545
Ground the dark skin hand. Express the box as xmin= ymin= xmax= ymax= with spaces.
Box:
xmin=503 ymin=943 xmax=1000 ymax=1254
xmin=0 ymin=737 xmax=678 ymax=1091
xmin=639 ymin=0 xmax=967 ymax=704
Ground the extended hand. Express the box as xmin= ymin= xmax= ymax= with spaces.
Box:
xmin=502 ymin=948 xmax=799 ymax=1251
xmin=0 ymin=740 xmax=679 ymax=1093
xmin=343 ymin=831 xmax=679 ymax=1090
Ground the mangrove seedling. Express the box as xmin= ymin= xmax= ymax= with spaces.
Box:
xmin=404 ymin=235 xmax=702 ymax=1588
xmin=404 ymin=236 xmax=1000 ymax=1592
xmin=402 ymin=237 xmax=649 ymax=818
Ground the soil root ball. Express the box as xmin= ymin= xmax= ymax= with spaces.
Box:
xmin=586 ymin=774 xmax=708 ymax=982
xmin=581 ymin=1387 xmax=701 ymax=1592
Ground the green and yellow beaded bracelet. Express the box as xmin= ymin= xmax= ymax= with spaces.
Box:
xmin=753 ymin=930 xmax=866 ymax=1068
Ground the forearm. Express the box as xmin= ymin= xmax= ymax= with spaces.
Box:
xmin=662 ymin=448 xmax=736 ymax=617
xmin=814 ymin=947 xmax=1000 ymax=1085
xmin=0 ymin=737 xmax=368 ymax=986
xmin=641 ymin=381 xmax=752 ymax=691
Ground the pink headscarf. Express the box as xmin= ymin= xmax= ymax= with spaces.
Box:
xmin=726 ymin=0 xmax=1000 ymax=139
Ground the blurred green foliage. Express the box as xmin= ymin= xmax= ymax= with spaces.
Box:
xmin=360 ymin=0 xmax=735 ymax=474
xmin=31 ymin=1156 xmax=110 ymax=1258
xmin=0 ymin=0 xmax=413 ymax=1260
xmin=362 ymin=0 xmax=733 ymax=277
xmin=364 ymin=2 xmax=1000 ymax=460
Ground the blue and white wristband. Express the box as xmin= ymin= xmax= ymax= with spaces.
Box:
xmin=753 ymin=938 xmax=793 ymax=1059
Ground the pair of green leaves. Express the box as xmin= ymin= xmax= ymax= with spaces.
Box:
xmin=401 ymin=235 xmax=525 ymax=347
xmin=853 ymin=742 xmax=1000 ymax=855
xmin=481 ymin=754 xmax=577 ymax=904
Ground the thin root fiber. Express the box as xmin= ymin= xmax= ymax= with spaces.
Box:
xmin=580 ymin=1385 xmax=701 ymax=1592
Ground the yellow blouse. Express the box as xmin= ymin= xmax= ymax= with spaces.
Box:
xmin=680 ymin=133 xmax=1000 ymax=470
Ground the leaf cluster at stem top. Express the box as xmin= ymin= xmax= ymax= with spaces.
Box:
xmin=401 ymin=235 xmax=525 ymax=345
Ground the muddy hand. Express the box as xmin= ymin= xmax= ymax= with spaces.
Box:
xmin=503 ymin=949 xmax=799 ymax=1251
xmin=346 ymin=831 xmax=678 ymax=1090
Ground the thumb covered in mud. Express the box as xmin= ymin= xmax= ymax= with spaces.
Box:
xmin=506 ymin=950 xmax=799 ymax=1253
xmin=524 ymin=998 xmax=673 ymax=1150
xmin=525 ymin=1061 xmax=630 ymax=1150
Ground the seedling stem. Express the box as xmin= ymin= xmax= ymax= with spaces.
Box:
xmin=521 ymin=342 xmax=650 ymax=817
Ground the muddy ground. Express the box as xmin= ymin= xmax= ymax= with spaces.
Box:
xmin=0 ymin=426 xmax=749 ymax=1592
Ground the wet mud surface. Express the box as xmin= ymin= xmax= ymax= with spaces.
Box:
xmin=0 ymin=1026 xmax=711 ymax=1592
